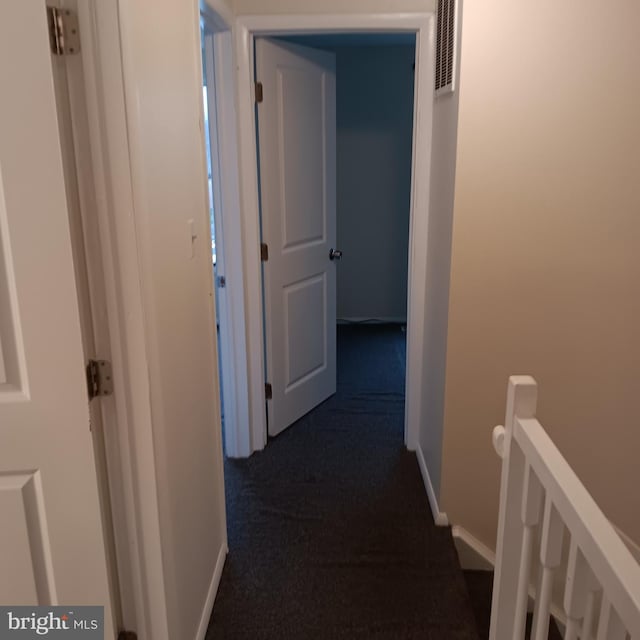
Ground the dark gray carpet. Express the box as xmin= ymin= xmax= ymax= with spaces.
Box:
xmin=207 ymin=324 xmax=479 ymax=639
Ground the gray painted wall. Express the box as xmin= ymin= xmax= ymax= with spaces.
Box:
xmin=333 ymin=45 xmax=415 ymax=321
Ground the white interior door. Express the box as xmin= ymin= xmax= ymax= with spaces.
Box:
xmin=0 ymin=2 xmax=113 ymax=629
xmin=256 ymin=39 xmax=337 ymax=437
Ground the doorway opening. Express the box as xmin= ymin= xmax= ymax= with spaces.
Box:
xmin=255 ymin=33 xmax=416 ymax=442
xmin=200 ymin=8 xmax=253 ymax=459
xmin=233 ymin=14 xmax=435 ymax=457
xmin=328 ymin=37 xmax=415 ymax=438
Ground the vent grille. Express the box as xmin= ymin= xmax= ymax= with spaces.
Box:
xmin=435 ymin=0 xmax=457 ymax=94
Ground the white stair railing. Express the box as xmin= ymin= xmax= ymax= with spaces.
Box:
xmin=489 ymin=376 xmax=640 ymax=640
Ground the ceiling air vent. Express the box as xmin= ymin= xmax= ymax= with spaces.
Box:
xmin=435 ymin=0 xmax=457 ymax=95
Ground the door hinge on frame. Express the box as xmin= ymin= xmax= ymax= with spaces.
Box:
xmin=47 ymin=6 xmax=81 ymax=56
xmin=260 ymin=243 xmax=269 ymax=261
xmin=265 ymin=383 xmax=272 ymax=400
xmin=86 ymin=359 xmax=114 ymax=400
xmin=255 ymin=81 xmax=263 ymax=103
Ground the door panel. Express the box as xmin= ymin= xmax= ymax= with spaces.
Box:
xmin=284 ymin=273 xmax=326 ymax=388
xmin=0 ymin=1 xmax=113 ymax=629
xmin=256 ymin=39 xmax=336 ymax=437
xmin=280 ymin=68 xmax=326 ymax=249
xmin=0 ymin=472 xmax=55 ymax=604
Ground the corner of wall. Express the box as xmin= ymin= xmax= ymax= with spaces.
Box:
xmin=418 ymin=0 xmax=464 ymax=532
xmin=450 ymin=525 xmax=494 ymax=571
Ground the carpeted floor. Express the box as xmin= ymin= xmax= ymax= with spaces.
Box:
xmin=207 ymin=324 xmax=479 ymax=639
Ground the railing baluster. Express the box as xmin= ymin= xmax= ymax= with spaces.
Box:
xmin=530 ymin=496 xmax=564 ymax=640
xmin=514 ymin=464 xmax=543 ymax=638
xmin=563 ymin=539 xmax=598 ymax=640
xmin=597 ymin=597 xmax=626 ymax=640
xmin=489 ymin=377 xmax=538 ymax=640
xmin=581 ymin=589 xmax=598 ymax=640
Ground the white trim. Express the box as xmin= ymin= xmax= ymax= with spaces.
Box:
xmin=213 ymin=31 xmax=253 ymax=457
xmin=238 ymin=13 xmax=434 ymax=32
xmin=201 ymin=17 xmax=252 ymax=458
xmin=234 ymin=22 xmax=268 ymax=454
xmin=201 ymin=0 xmax=234 ymax=29
xmin=235 ymin=12 xmax=435 ymax=455
xmin=56 ymin=1 xmax=132 ymax=629
xmin=82 ymin=1 xmax=170 ymax=637
xmin=416 ymin=447 xmax=449 ymax=526
xmin=195 ymin=544 xmax=228 ymax=640
xmin=451 ymin=525 xmax=496 ymax=570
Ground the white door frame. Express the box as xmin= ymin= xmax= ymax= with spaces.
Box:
xmin=52 ymin=0 xmax=131 ymax=629
xmin=76 ymin=2 xmax=169 ymax=637
xmin=234 ymin=13 xmax=436 ymax=452
xmin=201 ymin=4 xmax=252 ymax=458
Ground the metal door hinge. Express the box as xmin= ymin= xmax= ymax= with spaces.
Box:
xmin=265 ymin=383 xmax=272 ymax=400
xmin=255 ymin=81 xmax=263 ymax=103
xmin=216 ymin=275 xmax=226 ymax=288
xmin=86 ymin=359 xmax=113 ymax=400
xmin=47 ymin=7 xmax=81 ymax=56
xmin=260 ymin=243 xmax=269 ymax=261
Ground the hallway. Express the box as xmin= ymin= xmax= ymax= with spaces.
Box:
xmin=207 ymin=325 xmax=478 ymax=639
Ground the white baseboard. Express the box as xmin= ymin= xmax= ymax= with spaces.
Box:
xmin=451 ymin=525 xmax=495 ymax=571
xmin=195 ymin=543 xmax=228 ymax=640
xmin=415 ymin=447 xmax=449 ymax=526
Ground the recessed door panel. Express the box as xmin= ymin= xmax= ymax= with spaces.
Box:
xmin=279 ymin=67 xmax=326 ymax=250
xmin=284 ymin=274 xmax=326 ymax=389
xmin=0 ymin=173 xmax=26 ymax=395
xmin=0 ymin=472 xmax=55 ymax=605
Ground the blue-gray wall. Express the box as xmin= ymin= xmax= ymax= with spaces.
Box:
xmin=333 ymin=45 xmax=415 ymax=321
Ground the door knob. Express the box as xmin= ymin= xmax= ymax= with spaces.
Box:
xmin=329 ymin=248 xmax=342 ymax=261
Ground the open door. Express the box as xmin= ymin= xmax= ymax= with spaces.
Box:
xmin=256 ymin=39 xmax=337 ymax=437
xmin=0 ymin=2 xmax=113 ymax=629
